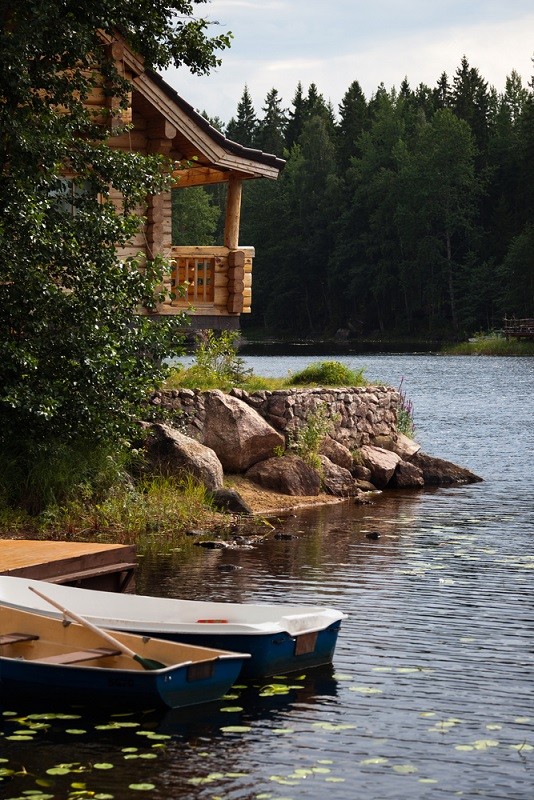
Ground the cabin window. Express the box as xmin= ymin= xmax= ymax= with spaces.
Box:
xmin=50 ymin=178 xmax=91 ymax=217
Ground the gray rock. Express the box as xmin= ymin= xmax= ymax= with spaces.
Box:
xmin=389 ymin=460 xmax=425 ymax=488
xmin=372 ymin=432 xmax=421 ymax=459
xmin=409 ymin=452 xmax=483 ymax=485
xmin=202 ymin=390 xmax=285 ymax=472
xmin=210 ymin=488 xmax=253 ymax=514
xmin=360 ymin=445 xmax=401 ymax=488
xmin=319 ymin=455 xmax=358 ymax=496
xmin=245 ymin=455 xmax=321 ymax=496
xmin=144 ymin=423 xmax=223 ymax=491
xmin=320 ymin=437 xmax=353 ymax=470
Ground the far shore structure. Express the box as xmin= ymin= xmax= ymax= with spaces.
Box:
xmin=92 ymin=31 xmax=284 ymax=330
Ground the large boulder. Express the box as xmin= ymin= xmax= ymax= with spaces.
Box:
xmin=389 ymin=460 xmax=425 ymax=489
xmin=409 ymin=451 xmax=483 ymax=485
xmin=360 ymin=445 xmax=401 ymax=488
xmin=245 ymin=455 xmax=321 ymax=496
xmin=319 ymin=437 xmax=353 ymax=470
xmin=319 ymin=456 xmax=358 ymax=496
xmin=145 ymin=423 xmax=223 ymax=491
xmin=373 ymin=432 xmax=421 ymax=460
xmin=202 ymin=390 xmax=285 ymax=472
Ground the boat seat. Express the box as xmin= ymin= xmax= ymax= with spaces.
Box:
xmin=0 ymin=632 xmax=40 ymax=646
xmin=37 ymin=647 xmax=121 ymax=665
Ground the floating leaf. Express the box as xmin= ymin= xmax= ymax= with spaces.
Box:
xmin=514 ymin=717 xmax=531 ymax=724
xmin=455 ymin=745 xmax=474 ymax=751
xmin=360 ymin=757 xmax=388 ymax=765
xmin=393 ymin=764 xmax=418 ymax=774
xmin=325 ymin=777 xmax=345 ymax=782
xmin=220 ymin=706 xmax=243 ymax=712
xmin=419 ymin=778 xmax=438 ymax=784
xmin=46 ymin=767 xmax=72 ymax=775
xmin=121 ymin=748 xmax=138 ymax=753
xmin=93 ymin=763 xmax=114 ymax=770
xmin=128 ymin=784 xmax=155 ymax=791
xmin=349 ymin=686 xmax=382 ymax=694
xmin=509 ymin=743 xmax=533 ymax=751
xmin=486 ymin=724 xmax=502 ymax=731
xmin=332 ymin=673 xmax=353 ymax=681
xmin=472 ymin=739 xmax=499 ymax=750
xmin=273 ymin=728 xmax=294 ymax=734
xmin=372 ymin=667 xmax=392 ymax=672
xmin=66 ymin=729 xmax=86 ymax=735
xmin=317 ymin=759 xmax=333 ymax=764
xmin=221 ymin=726 xmax=251 ymax=733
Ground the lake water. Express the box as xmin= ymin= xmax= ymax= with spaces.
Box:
xmin=2 ymin=353 xmax=533 ymax=800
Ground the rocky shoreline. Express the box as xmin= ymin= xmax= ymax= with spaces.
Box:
xmin=143 ymin=386 xmax=482 ymax=515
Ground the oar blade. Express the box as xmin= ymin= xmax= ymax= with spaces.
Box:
xmin=133 ymin=654 xmax=166 ymax=671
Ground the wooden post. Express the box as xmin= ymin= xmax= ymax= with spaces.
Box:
xmin=224 ymin=174 xmax=243 ymax=250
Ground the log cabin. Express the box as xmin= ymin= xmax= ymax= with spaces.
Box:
xmin=95 ymin=31 xmax=284 ymax=330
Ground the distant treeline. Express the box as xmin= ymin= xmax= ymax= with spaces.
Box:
xmin=172 ymin=57 xmax=534 ymax=339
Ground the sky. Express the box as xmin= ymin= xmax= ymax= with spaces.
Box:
xmin=162 ymin=0 xmax=534 ymax=124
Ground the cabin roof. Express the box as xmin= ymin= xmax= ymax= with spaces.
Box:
xmin=98 ymin=30 xmax=284 ymax=183
xmin=146 ymin=69 xmax=285 ymax=177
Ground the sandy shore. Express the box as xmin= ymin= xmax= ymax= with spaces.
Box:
xmin=225 ymin=475 xmax=344 ymax=517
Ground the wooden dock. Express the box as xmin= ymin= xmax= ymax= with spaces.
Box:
xmin=503 ymin=316 xmax=534 ymax=339
xmin=0 ymin=540 xmax=136 ymax=591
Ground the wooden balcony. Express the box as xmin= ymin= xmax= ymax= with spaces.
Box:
xmin=152 ymin=246 xmax=254 ymax=328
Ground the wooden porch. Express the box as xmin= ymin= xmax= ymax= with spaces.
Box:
xmin=503 ymin=317 xmax=534 ymax=340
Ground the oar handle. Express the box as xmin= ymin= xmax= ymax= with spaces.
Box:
xmin=28 ymin=585 xmax=137 ymax=659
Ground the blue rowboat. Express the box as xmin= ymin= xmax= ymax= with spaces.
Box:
xmin=0 ymin=602 xmax=247 ymax=709
xmin=0 ymin=577 xmax=346 ymax=678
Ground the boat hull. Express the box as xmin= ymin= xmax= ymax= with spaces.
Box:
xmin=142 ymin=621 xmax=343 ymax=678
xmin=0 ymin=604 xmax=247 ymax=709
xmin=0 ymin=577 xmax=346 ymax=679
xmin=0 ymin=652 xmax=243 ymax=710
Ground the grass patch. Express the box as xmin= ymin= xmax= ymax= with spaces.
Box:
xmin=165 ymin=358 xmax=369 ymax=393
xmin=444 ymin=336 xmax=534 ymax=356
xmin=0 ymin=474 xmax=234 ymax=551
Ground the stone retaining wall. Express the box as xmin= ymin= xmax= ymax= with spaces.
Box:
xmin=150 ymin=386 xmax=400 ymax=450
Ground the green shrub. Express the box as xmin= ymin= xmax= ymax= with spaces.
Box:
xmin=287 ymin=404 xmax=338 ymax=470
xmin=288 ymin=360 xmax=367 ymax=387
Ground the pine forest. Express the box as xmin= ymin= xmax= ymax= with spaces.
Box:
xmin=172 ymin=57 xmax=534 ymax=341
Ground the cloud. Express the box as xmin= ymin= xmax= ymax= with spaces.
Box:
xmin=164 ymin=5 xmax=534 ymax=120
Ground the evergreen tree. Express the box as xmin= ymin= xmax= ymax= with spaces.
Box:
xmin=336 ymin=80 xmax=368 ymax=165
xmin=256 ymin=88 xmax=287 ymax=155
xmin=285 ymin=82 xmax=307 ymax=149
xmin=433 ymin=72 xmax=451 ymax=109
xmin=451 ymin=56 xmax=491 ymax=160
xmin=226 ymin=84 xmax=257 ymax=146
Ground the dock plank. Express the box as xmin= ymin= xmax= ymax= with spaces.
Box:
xmin=0 ymin=540 xmax=136 ymax=591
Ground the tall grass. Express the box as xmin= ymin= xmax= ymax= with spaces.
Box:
xmin=444 ymin=337 xmax=534 ymax=356
xmin=0 ymin=474 xmax=228 ymax=550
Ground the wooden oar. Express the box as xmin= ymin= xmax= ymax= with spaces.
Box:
xmin=28 ymin=586 xmax=165 ymax=671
